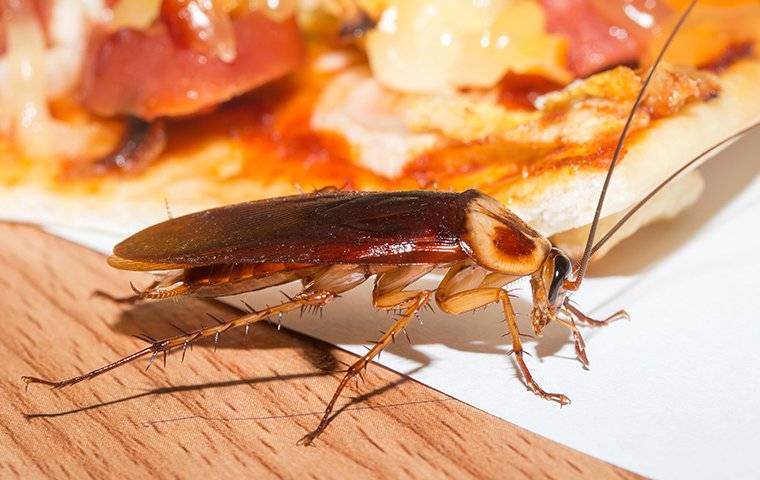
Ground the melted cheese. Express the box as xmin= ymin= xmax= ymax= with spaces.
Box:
xmin=365 ymin=0 xmax=570 ymax=94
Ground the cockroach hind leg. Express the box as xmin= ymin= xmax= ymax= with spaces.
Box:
xmin=22 ymin=292 xmax=334 ymax=392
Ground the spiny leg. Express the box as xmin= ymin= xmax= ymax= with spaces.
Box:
xmin=559 ymin=301 xmax=628 ymax=367
xmin=501 ymin=290 xmax=570 ymax=405
xmin=93 ymin=278 xmax=192 ymax=304
xmin=22 ymin=291 xmax=334 ymax=389
xmin=92 ymin=280 xmax=160 ymax=304
xmin=433 ymin=263 xmax=569 ymax=404
xmin=556 ymin=317 xmax=589 ymax=368
xmin=564 ymin=300 xmax=629 ymax=327
xmin=299 ymin=289 xmax=431 ymax=446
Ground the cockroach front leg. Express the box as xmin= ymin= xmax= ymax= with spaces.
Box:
xmin=563 ymin=300 xmax=629 ymax=327
xmin=299 ymin=287 xmax=431 ymax=446
xmin=555 ymin=302 xmax=626 ymax=367
xmin=501 ymin=291 xmax=571 ymax=405
xmin=22 ymin=291 xmax=334 ymax=389
xmin=555 ymin=317 xmax=589 ymax=368
xmin=435 ymin=264 xmax=570 ymax=405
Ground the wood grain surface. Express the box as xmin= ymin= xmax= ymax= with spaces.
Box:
xmin=0 ymin=222 xmax=642 ymax=479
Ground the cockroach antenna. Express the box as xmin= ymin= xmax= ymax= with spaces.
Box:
xmin=569 ymin=0 xmax=698 ymax=289
xmin=590 ymin=119 xmax=760 ymax=256
xmin=164 ymin=197 xmax=173 ymax=219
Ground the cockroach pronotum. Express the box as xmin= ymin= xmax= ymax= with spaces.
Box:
xmin=22 ymin=1 xmax=758 ymax=444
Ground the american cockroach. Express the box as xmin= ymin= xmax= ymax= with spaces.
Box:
xmin=22 ymin=1 xmax=758 ymax=444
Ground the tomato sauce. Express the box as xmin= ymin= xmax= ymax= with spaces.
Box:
xmin=161 ymin=68 xmax=398 ymax=191
xmin=498 ymin=72 xmax=565 ymax=111
xmin=700 ymin=41 xmax=756 ymax=73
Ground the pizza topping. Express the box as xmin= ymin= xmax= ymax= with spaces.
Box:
xmin=404 ymin=95 xmax=538 ymax=143
xmin=312 ymin=52 xmax=723 ymax=182
xmin=0 ymin=0 xmax=108 ymax=158
xmin=80 ymin=10 xmax=305 ymax=119
xmin=110 ymin=0 xmax=162 ymax=29
xmin=157 ymin=0 xmax=301 ymax=63
xmin=365 ymin=0 xmax=570 ymax=93
xmin=540 ymin=0 xmax=672 ymax=77
xmin=640 ymin=2 xmax=760 ymax=69
xmin=699 ymin=41 xmax=755 ymax=74
xmin=312 ymin=67 xmax=440 ymax=178
xmin=160 ymin=0 xmax=237 ymax=63
xmin=498 ymin=72 xmax=565 ymax=110
xmin=642 ymin=63 xmax=719 ymax=118
xmin=64 ymin=118 xmax=167 ymax=177
xmin=537 ymin=67 xmax=646 ymax=112
xmin=401 ymin=62 xmax=723 ymax=191
xmin=536 ymin=64 xmax=720 ymax=119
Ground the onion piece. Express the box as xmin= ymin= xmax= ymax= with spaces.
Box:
xmin=110 ymin=0 xmax=161 ymax=29
xmin=1 ymin=0 xmax=100 ymax=158
xmin=66 ymin=118 xmax=167 ymax=177
xmin=2 ymin=0 xmax=57 ymax=157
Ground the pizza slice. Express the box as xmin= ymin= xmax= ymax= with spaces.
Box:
xmin=0 ymin=0 xmax=758 ymax=260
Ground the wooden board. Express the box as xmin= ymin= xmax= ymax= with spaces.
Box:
xmin=0 ymin=222 xmax=641 ymax=479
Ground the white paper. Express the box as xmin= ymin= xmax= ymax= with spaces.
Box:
xmin=41 ymin=129 xmax=760 ymax=479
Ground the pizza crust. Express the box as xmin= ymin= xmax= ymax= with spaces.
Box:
xmin=501 ymin=60 xmax=760 ymax=237
xmin=550 ymin=170 xmax=704 ymax=260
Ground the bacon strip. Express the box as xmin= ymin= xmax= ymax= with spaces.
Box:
xmin=80 ymin=11 xmax=305 ymax=119
xmin=540 ymin=0 xmax=672 ymax=77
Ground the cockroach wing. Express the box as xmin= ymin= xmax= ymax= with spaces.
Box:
xmin=110 ymin=190 xmax=481 ymax=270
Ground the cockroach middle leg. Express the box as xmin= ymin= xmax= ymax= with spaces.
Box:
xmin=564 ymin=300 xmax=629 ymax=327
xmin=299 ymin=289 xmax=431 ymax=446
xmin=502 ymin=290 xmax=570 ymax=405
xmin=22 ymin=291 xmax=335 ymax=389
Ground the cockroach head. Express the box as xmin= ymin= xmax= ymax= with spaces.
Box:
xmin=530 ymin=247 xmax=572 ymax=335
xmin=546 ymin=248 xmax=572 ymax=307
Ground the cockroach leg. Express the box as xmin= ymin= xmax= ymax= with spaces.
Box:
xmin=92 ymin=290 xmax=142 ymax=305
xmin=437 ymin=271 xmax=571 ymax=405
xmin=372 ymin=265 xmax=435 ymax=309
xmin=22 ymin=291 xmax=334 ymax=390
xmin=92 ymin=280 xmax=161 ymax=304
xmin=502 ymin=290 xmax=570 ymax=405
xmin=564 ymin=300 xmax=629 ymax=327
xmin=556 ymin=317 xmax=589 ymax=368
xmin=299 ymin=290 xmax=431 ymax=446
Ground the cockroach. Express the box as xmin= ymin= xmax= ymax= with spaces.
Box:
xmin=22 ymin=1 xmax=757 ymax=444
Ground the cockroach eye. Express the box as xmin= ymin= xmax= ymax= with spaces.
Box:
xmin=548 ymin=252 xmax=572 ymax=305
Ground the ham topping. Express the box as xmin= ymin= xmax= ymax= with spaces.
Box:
xmin=80 ymin=10 xmax=305 ymax=119
xmin=540 ymin=0 xmax=672 ymax=77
